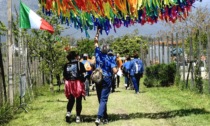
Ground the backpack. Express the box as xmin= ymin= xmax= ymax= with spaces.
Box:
xmin=134 ymin=60 xmax=142 ymax=74
xmin=121 ymin=65 xmax=127 ymax=75
xmin=84 ymin=61 xmax=92 ymax=71
xmin=90 ymin=68 xmax=103 ymax=84
xmin=66 ymin=61 xmax=80 ymax=80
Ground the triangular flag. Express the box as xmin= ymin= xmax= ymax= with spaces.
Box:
xmin=19 ymin=2 xmax=54 ymax=33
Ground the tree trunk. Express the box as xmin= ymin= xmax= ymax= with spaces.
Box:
xmin=42 ymin=71 xmax=45 ymax=85
xmin=0 ymin=42 xmax=7 ymax=105
xmin=50 ymin=70 xmax=54 ymax=93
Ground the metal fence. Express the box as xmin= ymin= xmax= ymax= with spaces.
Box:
xmin=145 ymin=30 xmax=210 ymax=93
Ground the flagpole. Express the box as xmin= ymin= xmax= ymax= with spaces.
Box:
xmin=7 ymin=0 xmax=14 ymax=105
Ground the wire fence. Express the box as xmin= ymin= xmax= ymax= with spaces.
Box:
xmin=1 ymin=28 xmax=210 ymax=105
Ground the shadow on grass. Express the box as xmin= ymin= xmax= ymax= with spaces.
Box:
xmin=140 ymin=91 xmax=146 ymax=93
xmin=112 ymin=90 xmax=121 ymax=93
xmin=81 ymin=108 xmax=210 ymax=122
xmin=88 ymin=93 xmax=97 ymax=96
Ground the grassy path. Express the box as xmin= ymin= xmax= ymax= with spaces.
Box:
xmin=5 ymin=78 xmax=210 ymax=126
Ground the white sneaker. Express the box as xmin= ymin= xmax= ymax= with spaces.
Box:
xmin=76 ymin=116 xmax=80 ymax=123
xmin=66 ymin=112 xmax=71 ymax=123
xmin=103 ymin=119 xmax=108 ymax=124
xmin=95 ymin=118 xmax=100 ymax=125
xmin=66 ymin=112 xmax=71 ymax=117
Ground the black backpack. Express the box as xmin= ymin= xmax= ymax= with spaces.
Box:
xmin=65 ymin=60 xmax=86 ymax=82
xmin=65 ymin=60 xmax=80 ymax=80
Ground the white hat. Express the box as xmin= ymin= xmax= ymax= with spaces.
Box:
xmin=83 ymin=53 xmax=88 ymax=57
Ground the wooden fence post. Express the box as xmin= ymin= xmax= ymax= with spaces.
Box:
xmin=182 ymin=31 xmax=185 ymax=81
xmin=207 ymin=26 xmax=210 ymax=93
xmin=7 ymin=0 xmax=14 ymax=105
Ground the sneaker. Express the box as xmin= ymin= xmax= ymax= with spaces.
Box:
xmin=66 ymin=112 xmax=71 ymax=123
xmin=95 ymin=118 xmax=101 ymax=125
xmin=103 ymin=119 xmax=108 ymax=124
xmin=76 ymin=116 xmax=80 ymax=123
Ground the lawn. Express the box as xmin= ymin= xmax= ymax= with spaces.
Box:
xmin=4 ymin=77 xmax=210 ymax=126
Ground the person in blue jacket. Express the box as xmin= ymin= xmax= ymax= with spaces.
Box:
xmin=81 ymin=53 xmax=93 ymax=96
xmin=129 ymin=52 xmax=144 ymax=94
xmin=122 ymin=55 xmax=131 ymax=89
xmin=94 ymin=27 xmax=118 ymax=125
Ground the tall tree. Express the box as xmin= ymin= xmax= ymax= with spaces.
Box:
xmin=0 ymin=21 xmax=7 ymax=105
xmin=77 ymin=39 xmax=95 ymax=56
xmin=110 ymin=34 xmax=147 ymax=57
xmin=27 ymin=10 xmax=68 ymax=92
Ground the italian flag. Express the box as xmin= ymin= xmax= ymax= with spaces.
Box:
xmin=20 ymin=2 xmax=54 ymax=33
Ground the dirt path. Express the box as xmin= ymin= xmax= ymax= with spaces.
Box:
xmin=107 ymin=87 xmax=172 ymax=126
xmin=6 ymin=83 xmax=202 ymax=126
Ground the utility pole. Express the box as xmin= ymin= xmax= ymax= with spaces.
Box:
xmin=7 ymin=0 xmax=13 ymax=105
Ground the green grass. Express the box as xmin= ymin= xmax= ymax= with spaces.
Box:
xmin=4 ymin=77 xmax=210 ymax=126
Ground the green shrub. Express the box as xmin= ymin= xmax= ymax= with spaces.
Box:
xmin=143 ymin=63 xmax=176 ymax=87
xmin=174 ymin=73 xmax=181 ymax=87
xmin=33 ymin=85 xmax=52 ymax=98
xmin=167 ymin=63 xmax=176 ymax=84
xmin=194 ymin=63 xmax=203 ymax=93
xmin=143 ymin=77 xmax=155 ymax=87
xmin=0 ymin=103 xmax=13 ymax=125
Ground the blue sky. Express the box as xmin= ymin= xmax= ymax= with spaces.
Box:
xmin=0 ymin=0 xmax=209 ymax=40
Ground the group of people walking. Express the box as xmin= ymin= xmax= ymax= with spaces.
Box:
xmin=122 ymin=53 xmax=144 ymax=94
xmin=62 ymin=27 xmax=144 ymax=125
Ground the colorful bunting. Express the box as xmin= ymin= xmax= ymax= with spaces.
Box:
xmin=39 ymin=0 xmax=200 ymax=37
